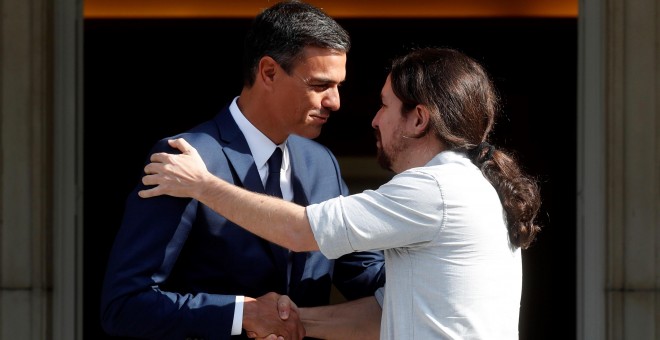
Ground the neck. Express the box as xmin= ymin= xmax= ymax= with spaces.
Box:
xmin=237 ymin=88 xmax=288 ymax=144
xmin=393 ymin=136 xmax=445 ymax=173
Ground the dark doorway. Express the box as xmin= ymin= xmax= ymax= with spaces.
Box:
xmin=84 ymin=17 xmax=576 ymax=339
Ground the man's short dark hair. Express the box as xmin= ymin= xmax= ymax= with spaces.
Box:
xmin=242 ymin=0 xmax=351 ymax=86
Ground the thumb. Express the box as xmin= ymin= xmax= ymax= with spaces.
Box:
xmin=168 ymin=138 xmax=195 ymax=154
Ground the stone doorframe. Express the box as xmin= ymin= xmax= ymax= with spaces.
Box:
xmin=1 ymin=0 xmax=658 ymax=339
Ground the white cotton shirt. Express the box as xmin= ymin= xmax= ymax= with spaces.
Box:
xmin=306 ymin=151 xmax=522 ymax=340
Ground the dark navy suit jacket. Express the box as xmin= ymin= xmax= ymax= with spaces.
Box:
xmin=100 ymin=106 xmax=385 ymax=339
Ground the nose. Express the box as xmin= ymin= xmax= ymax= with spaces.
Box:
xmin=371 ymin=109 xmax=382 ymax=129
xmin=322 ymin=86 xmax=341 ymax=111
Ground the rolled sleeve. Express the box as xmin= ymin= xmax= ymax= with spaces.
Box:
xmin=306 ymin=169 xmax=444 ymax=260
xmin=306 ymin=198 xmax=354 ymax=259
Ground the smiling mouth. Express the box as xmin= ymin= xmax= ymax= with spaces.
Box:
xmin=311 ymin=114 xmax=329 ymax=123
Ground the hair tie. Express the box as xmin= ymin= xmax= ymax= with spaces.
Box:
xmin=480 ymin=142 xmax=495 ymax=162
xmin=470 ymin=141 xmax=495 ymax=166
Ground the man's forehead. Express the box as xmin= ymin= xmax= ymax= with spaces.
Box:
xmin=294 ymin=51 xmax=346 ymax=81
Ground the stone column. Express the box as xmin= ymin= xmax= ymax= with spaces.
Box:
xmin=1 ymin=0 xmax=54 ymax=338
xmin=0 ymin=0 xmax=82 ymax=339
xmin=578 ymin=0 xmax=659 ymax=338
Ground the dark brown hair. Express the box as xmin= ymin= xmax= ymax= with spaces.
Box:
xmin=389 ymin=47 xmax=541 ymax=249
xmin=242 ymin=0 xmax=351 ymax=87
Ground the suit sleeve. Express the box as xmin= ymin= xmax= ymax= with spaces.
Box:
xmin=333 ymin=250 xmax=387 ymax=300
xmin=100 ymin=139 xmax=235 ymax=340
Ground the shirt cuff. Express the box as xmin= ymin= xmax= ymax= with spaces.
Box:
xmin=231 ymin=296 xmax=244 ymax=335
xmin=374 ymin=287 xmax=385 ymax=308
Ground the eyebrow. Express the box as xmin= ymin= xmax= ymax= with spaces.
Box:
xmin=307 ymin=76 xmax=344 ymax=86
xmin=298 ymin=71 xmax=345 ymax=84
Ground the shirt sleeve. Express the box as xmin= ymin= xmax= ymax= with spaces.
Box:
xmin=306 ymin=169 xmax=445 ymax=259
xmin=374 ymin=286 xmax=385 ymax=308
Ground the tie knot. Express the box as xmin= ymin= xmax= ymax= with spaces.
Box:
xmin=268 ymin=147 xmax=283 ymax=174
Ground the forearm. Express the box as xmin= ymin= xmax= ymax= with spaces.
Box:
xmin=102 ymin=193 xmax=236 ymax=338
xmin=140 ymin=138 xmax=319 ymax=251
xmin=300 ymin=296 xmax=381 ymax=340
xmin=198 ymin=174 xmax=319 ymax=252
xmin=102 ymin=286 xmax=236 ymax=338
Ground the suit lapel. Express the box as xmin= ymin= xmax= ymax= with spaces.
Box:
xmin=222 ymin=147 xmax=264 ymax=193
xmin=215 ymin=109 xmax=264 ymax=193
xmin=214 ymin=108 xmax=289 ymax=292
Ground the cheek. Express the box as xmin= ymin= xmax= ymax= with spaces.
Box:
xmin=290 ymin=93 xmax=312 ymax=113
xmin=288 ymin=95 xmax=308 ymax=114
xmin=308 ymin=92 xmax=325 ymax=108
xmin=383 ymin=111 xmax=399 ymax=129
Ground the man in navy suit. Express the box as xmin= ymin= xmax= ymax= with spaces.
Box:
xmin=100 ymin=1 xmax=385 ymax=339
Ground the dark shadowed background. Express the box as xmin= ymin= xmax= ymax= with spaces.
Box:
xmin=84 ymin=18 xmax=576 ymax=339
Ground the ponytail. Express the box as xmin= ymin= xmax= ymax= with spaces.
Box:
xmin=469 ymin=143 xmax=541 ymax=249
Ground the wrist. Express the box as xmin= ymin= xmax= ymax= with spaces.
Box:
xmin=299 ymin=307 xmax=322 ymax=339
xmin=197 ymin=172 xmax=222 ymax=202
xmin=241 ymin=296 xmax=257 ymax=330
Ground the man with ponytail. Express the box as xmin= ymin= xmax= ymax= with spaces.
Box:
xmin=139 ymin=47 xmax=542 ymax=340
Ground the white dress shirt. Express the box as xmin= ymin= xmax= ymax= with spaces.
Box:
xmin=228 ymin=96 xmax=293 ymax=335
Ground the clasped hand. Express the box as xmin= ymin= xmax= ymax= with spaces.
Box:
xmin=243 ymin=292 xmax=302 ymax=340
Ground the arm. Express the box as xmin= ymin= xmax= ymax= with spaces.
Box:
xmin=333 ymin=251 xmax=386 ymax=300
xmin=101 ymin=139 xmax=304 ymax=339
xmin=139 ymin=138 xmax=319 ymax=252
xmin=276 ymin=295 xmax=382 ymax=340
xmin=101 ymin=152 xmax=234 ymax=338
xmin=302 ymin=297 xmax=381 ymax=340
xmin=322 ymin=148 xmax=386 ymax=300
xmin=139 ymin=138 xmax=387 ymax=299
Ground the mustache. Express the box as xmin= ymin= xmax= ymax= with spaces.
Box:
xmin=315 ymin=108 xmax=331 ymax=117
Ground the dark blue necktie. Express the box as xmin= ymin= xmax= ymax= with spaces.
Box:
xmin=264 ymin=147 xmax=291 ymax=292
xmin=265 ymin=147 xmax=283 ymax=198
xmin=264 ymin=147 xmax=305 ymax=295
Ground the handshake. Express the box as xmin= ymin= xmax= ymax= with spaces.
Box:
xmin=242 ymin=292 xmax=381 ymax=340
xmin=242 ymin=292 xmax=303 ymax=340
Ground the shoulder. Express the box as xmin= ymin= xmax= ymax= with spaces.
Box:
xmin=287 ymin=135 xmax=348 ymax=197
xmin=288 ymin=135 xmax=340 ymax=164
xmin=413 ymin=153 xmax=499 ymax=208
xmin=288 ymin=134 xmax=333 ymax=152
xmin=147 ymin=117 xmax=223 ymax=158
xmin=417 ymin=151 xmax=483 ymax=184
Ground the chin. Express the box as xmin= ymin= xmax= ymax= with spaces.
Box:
xmin=296 ymin=127 xmax=323 ymax=139
xmin=376 ymin=150 xmax=392 ymax=171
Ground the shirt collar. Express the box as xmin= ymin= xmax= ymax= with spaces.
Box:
xmin=229 ymin=96 xmax=289 ymax=171
xmin=428 ymin=150 xmax=473 ymax=168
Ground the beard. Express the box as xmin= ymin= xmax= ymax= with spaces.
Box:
xmin=375 ymin=129 xmax=407 ymax=172
xmin=376 ymin=146 xmax=392 ymax=171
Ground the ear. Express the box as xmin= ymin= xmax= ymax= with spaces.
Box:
xmin=407 ymin=104 xmax=431 ymax=136
xmin=257 ymin=56 xmax=278 ymax=89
